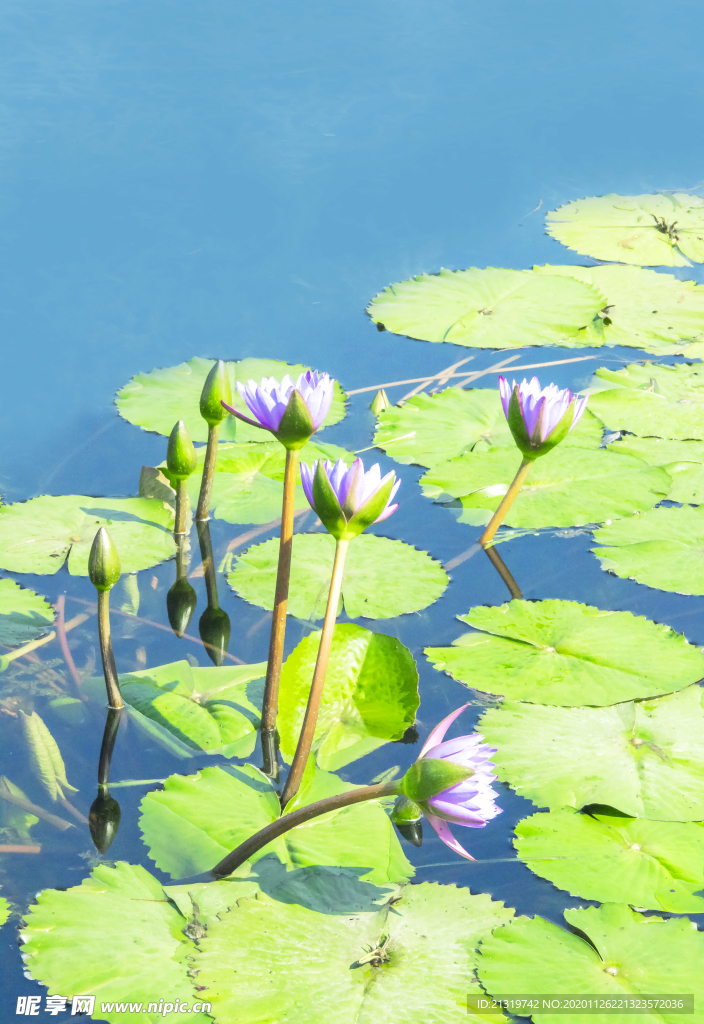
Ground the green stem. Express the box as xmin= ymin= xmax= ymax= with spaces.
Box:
xmin=175 ymin=479 xmax=189 ymax=535
xmin=280 ymin=537 xmax=349 ymax=807
xmin=211 ymin=779 xmax=400 ymax=877
xmin=97 ymin=590 xmax=123 ymax=709
xmin=195 ymin=423 xmax=220 ymax=522
xmin=478 ymin=457 xmax=533 ymax=548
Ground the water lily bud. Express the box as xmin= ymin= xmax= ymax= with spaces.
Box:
xmin=499 ymin=376 xmax=589 ymax=460
xmin=166 ymin=577 xmax=197 ymax=638
xmin=88 ymin=528 xmax=121 ymax=592
xmin=89 ymin=790 xmax=121 ymax=854
xmin=166 ymin=420 xmax=197 ymax=481
xmin=200 ymin=360 xmax=232 ymax=427
xmin=401 ymin=757 xmax=475 ymax=805
xmin=370 ymin=389 xmax=390 ymax=415
xmin=199 ymin=606 xmax=231 ymax=666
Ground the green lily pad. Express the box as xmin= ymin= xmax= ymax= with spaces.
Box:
xmin=0 ymin=495 xmax=176 ymax=575
xmin=20 ymin=862 xmax=212 ymax=1024
xmin=116 ymin=356 xmax=348 ymax=444
xmin=0 ymin=579 xmax=54 ymax=647
xmin=425 ymin=600 xmax=703 ymax=706
xmin=0 ymin=896 xmax=10 ymax=927
xmin=545 ymin=192 xmax=704 ymax=266
xmin=194 ymin=882 xmax=514 ymax=1024
xmin=227 ymin=533 xmax=448 ymax=620
xmin=592 ymin=505 xmax=704 ymax=595
xmin=533 ymin=264 xmax=704 ymax=354
xmin=515 ymin=808 xmax=704 ymax=913
xmin=477 ymin=903 xmax=704 ymax=1024
xmin=605 ymin=435 xmax=704 ymax=504
xmin=589 ymin=361 xmax=704 ymax=440
xmin=373 ymin=387 xmax=603 ymax=470
xmin=478 ymin=685 xmax=704 ymax=820
xmin=278 ymin=624 xmax=419 ymax=770
xmin=366 ymin=267 xmax=604 ymax=348
xmin=421 ymin=446 xmax=669 ymax=529
xmin=139 ymin=763 xmax=413 ymax=883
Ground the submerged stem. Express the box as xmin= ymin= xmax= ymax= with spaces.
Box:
xmin=478 ymin=457 xmax=532 ymax=549
xmin=195 ymin=422 xmax=220 ymax=522
xmin=97 ymin=591 xmax=123 ymax=709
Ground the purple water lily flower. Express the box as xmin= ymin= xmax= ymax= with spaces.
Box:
xmin=222 ymin=370 xmax=334 ymax=445
xmin=300 ymin=457 xmax=400 ymax=540
xmin=499 ymin=375 xmax=589 ymax=458
xmin=418 ymin=704 xmax=501 ymax=861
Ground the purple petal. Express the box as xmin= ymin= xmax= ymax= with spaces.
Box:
xmin=498 ymin=376 xmax=512 ymax=420
xmin=425 ymin=813 xmax=476 ymax=861
xmin=568 ymin=394 xmax=590 ymax=433
xmin=419 ymin=704 xmax=471 ymax=758
xmin=299 ymin=461 xmax=316 ymax=507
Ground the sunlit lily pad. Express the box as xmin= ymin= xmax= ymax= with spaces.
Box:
xmin=0 ymin=495 xmax=176 ymax=575
xmin=0 ymin=579 xmax=54 ymax=647
xmin=421 ymin=446 xmax=669 ymax=529
xmin=589 ymin=361 xmax=704 ymax=440
xmin=478 ymin=685 xmax=704 ymax=819
xmin=425 ymin=600 xmax=703 ymax=706
xmin=194 ymin=882 xmax=514 ymax=1024
xmin=116 ymin=356 xmax=347 ymax=444
xmin=546 ymin=192 xmax=704 ymax=266
xmin=515 ymin=808 xmax=704 ymax=912
xmin=0 ymin=896 xmax=10 ymax=927
xmin=605 ymin=435 xmax=704 ymax=504
xmin=366 ymin=267 xmax=604 ymax=348
xmin=227 ymin=533 xmax=448 ymax=620
xmin=278 ymin=624 xmax=419 ymax=770
xmin=477 ymin=903 xmax=704 ymax=1024
xmin=139 ymin=763 xmax=413 ymax=882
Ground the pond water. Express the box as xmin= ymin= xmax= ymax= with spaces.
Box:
xmin=3 ymin=2 xmax=704 ymax=1021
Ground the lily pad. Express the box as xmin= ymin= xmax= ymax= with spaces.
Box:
xmin=477 ymin=903 xmax=704 ymax=1024
xmin=366 ymin=267 xmax=604 ymax=348
xmin=0 ymin=579 xmax=54 ymax=647
xmin=139 ymin=763 xmax=413 ymax=883
xmin=421 ymin=446 xmax=669 ymax=529
xmin=589 ymin=361 xmax=704 ymax=440
xmin=545 ymin=192 xmax=704 ymax=266
xmin=278 ymin=624 xmax=419 ymax=770
xmin=515 ymin=808 xmax=704 ymax=913
xmin=0 ymin=495 xmax=176 ymax=575
xmin=605 ymin=435 xmax=704 ymax=504
xmin=20 ymin=862 xmax=212 ymax=1024
xmin=592 ymin=505 xmax=704 ymax=595
xmin=194 ymin=882 xmax=514 ymax=1024
xmin=478 ymin=685 xmax=704 ymax=820
xmin=425 ymin=600 xmax=703 ymax=705
xmin=0 ymin=896 xmax=10 ymax=927
xmin=374 ymin=387 xmax=603 ymax=470
xmin=116 ymin=356 xmax=348 ymax=444
xmin=227 ymin=533 xmax=448 ymax=620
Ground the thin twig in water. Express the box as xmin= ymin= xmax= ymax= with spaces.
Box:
xmin=0 ymin=844 xmax=41 ymax=853
xmin=55 ymin=596 xmax=89 ymax=700
xmin=398 ymin=355 xmax=475 ymax=404
xmin=58 ymin=797 xmax=89 ymax=825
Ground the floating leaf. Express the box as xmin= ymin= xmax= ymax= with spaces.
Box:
xmin=20 ymin=862 xmax=212 ymax=1024
xmin=477 ymin=903 xmax=704 ymax=1024
xmin=478 ymin=685 xmax=704 ymax=820
xmin=20 ymin=711 xmax=78 ymax=802
xmin=366 ymin=267 xmax=604 ymax=348
xmin=194 ymin=882 xmax=514 ymax=1024
xmin=116 ymin=356 xmax=347 ymax=444
xmin=278 ymin=624 xmax=419 ymax=770
xmin=592 ymin=505 xmax=704 ymax=595
xmin=227 ymin=533 xmax=448 ymax=620
xmin=0 ymin=897 xmax=9 ymax=927
xmin=0 ymin=579 xmax=54 ymax=647
xmin=606 ymin=435 xmax=704 ymax=504
xmin=546 ymin=192 xmax=704 ymax=266
xmin=0 ymin=495 xmax=176 ymax=575
xmin=140 ymin=763 xmax=413 ymax=882
xmin=515 ymin=808 xmax=704 ymax=912
xmin=425 ymin=600 xmax=703 ymax=705
xmin=589 ymin=361 xmax=704 ymax=440
xmin=421 ymin=446 xmax=669 ymax=529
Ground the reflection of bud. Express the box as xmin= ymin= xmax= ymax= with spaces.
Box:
xmin=167 ymin=577 xmax=197 ymax=638
xmin=390 ymin=794 xmax=423 ymax=847
xmin=88 ymin=528 xmax=121 ymax=592
xmin=89 ymin=790 xmax=121 ymax=854
xmin=200 ymin=360 xmax=232 ymax=427
xmin=166 ymin=420 xmax=197 ymax=480
xmin=198 ymin=606 xmax=231 ymax=666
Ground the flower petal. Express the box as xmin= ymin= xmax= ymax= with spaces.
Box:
xmin=424 ymin=813 xmax=476 ymax=861
xmin=419 ymin=704 xmax=471 ymax=759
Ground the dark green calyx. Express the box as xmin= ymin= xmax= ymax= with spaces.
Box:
xmin=507 ymin=389 xmax=576 ymax=460
xmin=345 ymin=472 xmax=396 ymax=539
xmin=311 ymin=461 xmax=347 ymax=538
xmin=166 ymin=577 xmax=197 ymax=638
xmin=401 ymin=758 xmax=474 ymax=804
xmin=166 ymin=420 xmax=197 ymax=480
xmin=88 ymin=527 xmax=121 ymax=592
xmin=274 ymin=389 xmax=315 ymax=449
xmin=200 ymin=360 xmax=232 ymax=426
xmin=391 ymin=794 xmax=422 ymax=824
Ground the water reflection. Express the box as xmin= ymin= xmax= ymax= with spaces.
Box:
xmin=88 ymin=707 xmax=122 ymax=855
xmin=483 ymin=545 xmax=523 ymax=600
xmin=166 ymin=535 xmax=197 ymax=639
xmin=196 ymin=521 xmax=231 ymax=666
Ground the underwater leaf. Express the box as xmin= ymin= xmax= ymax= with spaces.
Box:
xmin=478 ymin=685 xmax=704 ymax=820
xmin=194 ymin=882 xmax=514 ymax=1024
xmin=0 ymin=495 xmax=176 ymax=575
xmin=515 ymin=808 xmax=704 ymax=912
xmin=545 ymin=191 xmax=704 ymax=266
xmin=278 ymin=624 xmax=419 ymax=770
xmin=605 ymin=435 xmax=704 ymax=505
xmin=0 ymin=777 xmax=39 ymax=840
xmin=477 ymin=903 xmax=704 ymax=1024
xmin=425 ymin=599 xmax=704 ymax=705
xmin=592 ymin=505 xmax=704 ymax=595
xmin=373 ymin=387 xmax=602 ymax=469
xmin=116 ymin=356 xmax=347 ymax=444
xmin=20 ymin=862 xmax=212 ymax=1024
xmin=421 ymin=446 xmax=669 ymax=529
xmin=366 ymin=267 xmax=604 ymax=348
xmin=0 ymin=579 xmax=54 ymax=647
xmin=20 ymin=711 xmax=78 ymax=802
xmin=139 ymin=763 xmax=413 ymax=883
xmin=228 ymin=533 xmax=448 ymax=620
xmin=588 ymin=361 xmax=704 ymax=440
xmin=0 ymin=897 xmax=9 ymax=927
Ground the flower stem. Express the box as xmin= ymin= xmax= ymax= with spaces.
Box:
xmin=478 ymin=457 xmax=533 ymax=548
xmin=174 ymin=479 xmax=189 ymax=535
xmin=211 ymin=779 xmax=400 ymax=877
xmin=195 ymin=422 xmax=220 ymax=522
xmin=280 ymin=537 xmax=349 ymax=807
xmin=97 ymin=590 xmax=123 ymax=709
